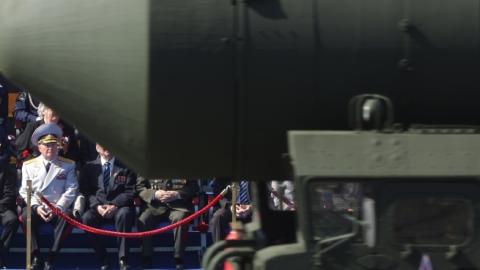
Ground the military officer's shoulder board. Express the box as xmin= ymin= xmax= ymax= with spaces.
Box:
xmin=59 ymin=157 xmax=75 ymax=164
xmin=172 ymin=179 xmax=187 ymax=184
xmin=172 ymin=179 xmax=188 ymax=190
xmin=23 ymin=157 xmax=40 ymax=165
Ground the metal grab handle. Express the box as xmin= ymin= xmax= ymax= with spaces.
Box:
xmin=348 ymin=94 xmax=395 ymax=131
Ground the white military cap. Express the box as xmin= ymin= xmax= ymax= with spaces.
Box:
xmin=31 ymin=123 xmax=63 ymax=146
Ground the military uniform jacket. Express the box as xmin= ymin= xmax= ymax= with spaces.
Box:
xmin=79 ymin=158 xmax=136 ymax=210
xmin=19 ymin=156 xmax=78 ymax=210
xmin=137 ymin=177 xmax=199 ymax=213
xmin=13 ymin=91 xmax=39 ymax=124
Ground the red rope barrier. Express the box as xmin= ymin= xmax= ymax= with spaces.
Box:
xmin=37 ymin=187 xmax=229 ymax=238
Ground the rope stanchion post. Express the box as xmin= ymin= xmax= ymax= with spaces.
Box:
xmin=26 ymin=180 xmax=32 ymax=270
xmin=231 ymin=181 xmax=239 ymax=225
xmin=223 ymin=181 xmax=249 ymax=269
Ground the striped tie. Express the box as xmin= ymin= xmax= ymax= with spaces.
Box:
xmin=237 ymin=181 xmax=250 ymax=204
xmin=103 ymin=162 xmax=110 ymax=192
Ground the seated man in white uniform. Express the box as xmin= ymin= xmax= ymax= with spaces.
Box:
xmin=19 ymin=123 xmax=78 ymax=270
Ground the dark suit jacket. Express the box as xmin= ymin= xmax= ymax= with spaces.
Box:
xmin=0 ymin=126 xmax=13 ymax=167
xmin=79 ymin=158 xmax=136 ymax=210
xmin=213 ymin=179 xmax=252 ymax=199
xmin=211 ymin=178 xmax=251 ymax=208
xmin=0 ymin=165 xmax=16 ymax=213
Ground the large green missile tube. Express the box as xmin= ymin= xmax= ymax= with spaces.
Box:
xmin=1 ymin=0 xmax=479 ymax=178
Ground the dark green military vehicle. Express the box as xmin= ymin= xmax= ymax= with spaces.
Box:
xmin=1 ymin=1 xmax=480 ymax=269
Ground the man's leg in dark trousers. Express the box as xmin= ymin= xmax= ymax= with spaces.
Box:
xmin=47 ymin=210 xmax=70 ymax=263
xmin=50 ymin=211 xmax=70 ymax=253
xmin=209 ymin=205 xmax=232 ymax=243
xmin=0 ymin=209 xmax=19 ymax=251
xmin=115 ymin=206 xmax=134 ymax=260
xmin=21 ymin=207 xmax=43 ymax=258
xmin=138 ymin=207 xmax=167 ymax=258
xmin=0 ymin=209 xmax=19 ymax=264
xmin=82 ymin=209 xmax=108 ymax=265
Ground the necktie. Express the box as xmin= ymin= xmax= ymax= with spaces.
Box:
xmin=237 ymin=181 xmax=250 ymax=204
xmin=103 ymin=162 xmax=110 ymax=192
xmin=45 ymin=162 xmax=51 ymax=173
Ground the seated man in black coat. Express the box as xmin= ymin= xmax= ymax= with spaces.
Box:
xmin=0 ymin=126 xmax=18 ymax=268
xmin=209 ymin=179 xmax=252 ymax=243
xmin=79 ymin=144 xmax=136 ymax=270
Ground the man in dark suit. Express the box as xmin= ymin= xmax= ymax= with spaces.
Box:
xmin=79 ymin=144 xmax=136 ymax=270
xmin=209 ymin=179 xmax=252 ymax=243
xmin=0 ymin=126 xmax=18 ymax=269
xmin=136 ymin=177 xmax=199 ymax=270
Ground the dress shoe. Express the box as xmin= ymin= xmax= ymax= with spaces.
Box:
xmin=141 ymin=256 xmax=152 ymax=269
xmin=175 ymin=257 xmax=184 ymax=270
xmin=31 ymin=256 xmax=43 ymax=270
xmin=43 ymin=260 xmax=54 ymax=270
xmin=99 ymin=256 xmax=110 ymax=270
xmin=119 ymin=258 xmax=131 ymax=270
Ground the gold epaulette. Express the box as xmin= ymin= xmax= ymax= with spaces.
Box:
xmin=23 ymin=157 xmax=40 ymax=165
xmin=59 ymin=157 xmax=75 ymax=164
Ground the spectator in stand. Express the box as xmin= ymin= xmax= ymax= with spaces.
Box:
xmin=0 ymin=121 xmax=18 ymax=269
xmin=0 ymin=75 xmax=10 ymax=130
xmin=269 ymin=180 xmax=295 ymax=211
xmin=209 ymin=179 xmax=252 ymax=243
xmin=13 ymin=90 xmax=40 ymax=131
xmin=136 ymin=177 xmax=198 ymax=270
xmin=19 ymin=123 xmax=78 ymax=270
xmin=80 ymin=144 xmax=136 ymax=270
xmin=15 ymin=103 xmax=79 ymax=164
